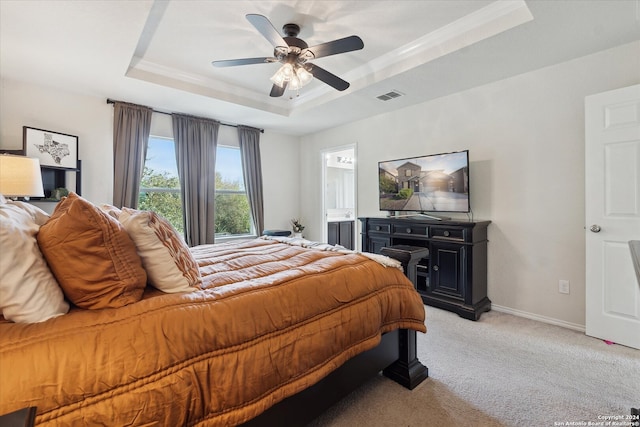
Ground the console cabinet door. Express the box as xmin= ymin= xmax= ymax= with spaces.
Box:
xmin=429 ymin=241 xmax=466 ymax=301
xmin=328 ymin=221 xmax=354 ymax=249
xmin=368 ymin=235 xmax=391 ymax=254
xmin=339 ymin=221 xmax=354 ymax=250
xmin=328 ymin=222 xmax=339 ymax=246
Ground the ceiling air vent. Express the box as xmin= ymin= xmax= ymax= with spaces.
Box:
xmin=376 ymin=90 xmax=404 ymax=101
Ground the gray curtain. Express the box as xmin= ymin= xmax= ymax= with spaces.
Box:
xmin=238 ymin=126 xmax=264 ymax=236
xmin=172 ymin=114 xmax=219 ymax=246
xmin=112 ymin=102 xmax=152 ymax=208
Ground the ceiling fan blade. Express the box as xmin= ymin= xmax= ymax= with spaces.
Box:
xmin=246 ymin=14 xmax=288 ymax=48
xmin=212 ymin=57 xmax=275 ymax=67
xmin=301 ymin=35 xmax=364 ymax=60
xmin=306 ymin=64 xmax=350 ymax=91
xmin=270 ymin=81 xmax=287 ymax=97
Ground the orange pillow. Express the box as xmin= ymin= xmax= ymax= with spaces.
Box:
xmin=37 ymin=193 xmax=147 ymax=309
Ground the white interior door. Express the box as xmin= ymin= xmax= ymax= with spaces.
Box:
xmin=585 ymin=84 xmax=640 ymax=349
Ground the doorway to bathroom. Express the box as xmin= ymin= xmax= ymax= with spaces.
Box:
xmin=322 ymin=145 xmax=356 ymax=250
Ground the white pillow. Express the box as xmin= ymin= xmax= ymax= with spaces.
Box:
xmin=118 ymin=208 xmax=201 ymax=293
xmin=0 ymin=199 xmax=69 ymax=323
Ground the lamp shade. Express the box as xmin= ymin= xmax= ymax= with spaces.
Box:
xmin=0 ymin=154 xmax=45 ymax=197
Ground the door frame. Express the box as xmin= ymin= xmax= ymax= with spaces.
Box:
xmin=321 ymin=143 xmax=357 ymax=246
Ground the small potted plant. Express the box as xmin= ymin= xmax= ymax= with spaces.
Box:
xmin=291 ymin=218 xmax=305 ymax=238
xmin=53 ymin=187 xmax=69 ymax=201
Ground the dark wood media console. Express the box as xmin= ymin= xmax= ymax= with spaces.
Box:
xmin=360 ymin=216 xmax=491 ymax=321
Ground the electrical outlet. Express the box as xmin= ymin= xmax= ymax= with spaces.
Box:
xmin=559 ymin=280 xmax=570 ymax=294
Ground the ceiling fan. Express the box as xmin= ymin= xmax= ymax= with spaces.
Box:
xmin=212 ymin=14 xmax=364 ymax=97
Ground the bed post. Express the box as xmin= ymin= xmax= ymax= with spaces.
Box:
xmin=382 ymin=328 xmax=428 ymax=389
xmin=379 ymin=245 xmax=430 ymax=390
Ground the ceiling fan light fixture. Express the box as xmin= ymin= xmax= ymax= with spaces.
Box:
xmin=270 ymin=63 xmax=295 ymax=87
xmin=282 ymin=63 xmax=294 ymax=79
xmin=270 ymin=65 xmax=289 ymax=87
xmin=289 ymin=74 xmax=302 ymax=91
xmin=271 ymin=63 xmax=314 ymax=90
xmin=296 ymin=66 xmax=313 ymax=86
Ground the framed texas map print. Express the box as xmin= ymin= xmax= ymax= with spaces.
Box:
xmin=23 ymin=126 xmax=78 ymax=170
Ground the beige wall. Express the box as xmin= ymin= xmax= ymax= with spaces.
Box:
xmin=298 ymin=41 xmax=640 ymax=329
xmin=0 ymin=78 xmax=301 ymax=230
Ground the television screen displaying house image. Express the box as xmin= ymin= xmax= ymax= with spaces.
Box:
xmin=378 ymin=150 xmax=470 ymax=213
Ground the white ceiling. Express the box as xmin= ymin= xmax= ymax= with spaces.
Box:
xmin=1 ymin=0 xmax=639 ymax=136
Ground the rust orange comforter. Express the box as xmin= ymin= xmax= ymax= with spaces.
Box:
xmin=0 ymin=238 xmax=426 ymax=426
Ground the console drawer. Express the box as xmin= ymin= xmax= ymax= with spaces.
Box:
xmin=368 ymin=222 xmax=391 ymax=234
xmin=431 ymin=227 xmax=465 ymax=241
xmin=392 ymin=224 xmax=428 ymax=236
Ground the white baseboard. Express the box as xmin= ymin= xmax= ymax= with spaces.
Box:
xmin=491 ymin=304 xmax=586 ymax=332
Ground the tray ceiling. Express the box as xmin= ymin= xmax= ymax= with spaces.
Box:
xmin=1 ymin=0 xmax=638 ymax=135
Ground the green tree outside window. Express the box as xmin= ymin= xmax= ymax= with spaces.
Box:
xmin=139 ymin=137 xmax=252 ymax=238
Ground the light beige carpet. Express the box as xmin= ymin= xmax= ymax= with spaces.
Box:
xmin=308 ymin=307 xmax=640 ymax=426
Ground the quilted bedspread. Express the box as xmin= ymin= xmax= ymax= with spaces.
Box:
xmin=0 ymin=238 xmax=426 ymax=426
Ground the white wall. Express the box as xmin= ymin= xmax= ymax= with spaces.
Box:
xmin=0 ymin=78 xmax=301 ymax=230
xmin=298 ymin=41 xmax=640 ymax=328
xmin=0 ymin=78 xmax=113 ymax=209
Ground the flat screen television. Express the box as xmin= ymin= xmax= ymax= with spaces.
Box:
xmin=378 ymin=150 xmax=470 ymax=216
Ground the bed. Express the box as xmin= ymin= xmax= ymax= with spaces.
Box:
xmin=0 ymin=193 xmax=427 ymax=426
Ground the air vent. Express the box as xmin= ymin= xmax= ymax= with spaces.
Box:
xmin=376 ymin=90 xmax=404 ymax=101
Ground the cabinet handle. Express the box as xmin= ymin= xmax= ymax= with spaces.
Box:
xmin=375 ymin=226 xmax=381 ymax=231
xmin=443 ymin=230 xmax=450 ymax=237
xmin=433 ymin=265 xmax=439 ymax=271
xmin=406 ymin=228 xmax=412 ymax=234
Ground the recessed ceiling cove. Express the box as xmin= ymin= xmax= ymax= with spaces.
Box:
xmin=125 ymin=0 xmax=532 ymax=117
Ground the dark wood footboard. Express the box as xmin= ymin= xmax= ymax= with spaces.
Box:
xmin=382 ymin=328 xmax=429 ymax=389
xmin=243 ymin=328 xmax=428 ymax=426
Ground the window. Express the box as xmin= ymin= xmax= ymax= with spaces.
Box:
xmin=214 ymin=146 xmax=253 ymax=238
xmin=139 ymin=137 xmax=253 ymax=239
xmin=139 ymin=137 xmax=184 ymax=233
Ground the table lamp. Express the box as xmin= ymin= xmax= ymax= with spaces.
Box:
xmin=0 ymin=154 xmax=45 ymax=200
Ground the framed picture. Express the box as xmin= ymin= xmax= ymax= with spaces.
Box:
xmin=23 ymin=126 xmax=78 ymax=170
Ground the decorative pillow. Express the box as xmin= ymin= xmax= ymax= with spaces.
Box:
xmin=118 ymin=207 xmax=201 ymax=293
xmin=37 ymin=193 xmax=147 ymax=309
xmin=7 ymin=199 xmax=51 ymax=226
xmin=0 ymin=199 xmax=69 ymax=323
xmin=99 ymin=203 xmax=122 ymax=220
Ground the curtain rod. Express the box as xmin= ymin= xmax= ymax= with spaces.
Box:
xmin=106 ymin=99 xmax=264 ymax=134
